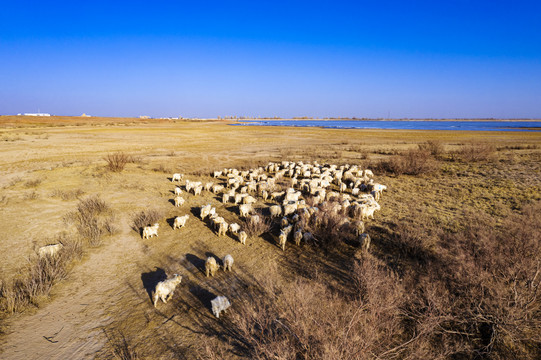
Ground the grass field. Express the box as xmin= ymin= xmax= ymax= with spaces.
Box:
xmin=0 ymin=116 xmax=540 ymax=359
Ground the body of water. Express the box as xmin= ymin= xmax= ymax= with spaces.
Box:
xmin=232 ymin=120 xmax=541 ymax=131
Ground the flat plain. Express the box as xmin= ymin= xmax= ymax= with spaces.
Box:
xmin=0 ymin=116 xmax=540 ymax=359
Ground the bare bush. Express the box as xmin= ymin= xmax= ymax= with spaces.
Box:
xmin=0 ymin=233 xmax=82 ymax=314
xmin=131 ymin=209 xmax=163 ymax=233
xmin=456 ymin=143 xmax=496 ymax=162
xmin=418 ymin=140 xmax=445 ymax=157
xmin=105 ymin=152 xmax=131 ymax=172
xmin=24 ymin=178 xmax=42 ymax=188
xmin=50 ymin=188 xmax=85 ymax=200
xmin=242 ymin=210 xmax=272 ymax=238
xmin=372 ymin=149 xmax=438 ymax=176
xmin=103 ymin=329 xmax=139 ymax=360
xmin=64 ymin=195 xmax=115 ymax=246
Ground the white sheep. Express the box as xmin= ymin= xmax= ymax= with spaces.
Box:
xmin=143 ymin=223 xmax=159 ymax=239
xmin=229 ymin=223 xmax=241 ymax=235
xmin=173 ymin=215 xmax=189 ymax=229
xmin=205 ymin=182 xmax=214 ymax=191
xmin=206 ymin=257 xmax=219 ymax=277
xmin=283 ymin=203 xmax=298 ymax=216
xmin=174 ymin=196 xmax=185 ymax=207
xmin=218 ymin=221 xmax=228 ymax=237
xmin=243 ymin=195 xmax=257 ymax=205
xmin=238 ymin=231 xmax=247 ymax=245
xmin=193 ymin=185 xmax=203 ymax=196
xmin=239 ymin=204 xmax=252 ymax=218
xmin=172 ymin=173 xmax=183 ymax=182
xmin=213 ymin=170 xmax=222 ymax=178
xmin=211 ymin=296 xmax=231 ymax=319
xmin=294 ymin=230 xmax=303 ymax=246
xmin=279 ymin=230 xmax=288 ymax=251
xmin=174 ymin=187 xmax=182 ymax=196
xmin=223 ymin=254 xmax=234 ymax=271
xmin=38 ymin=243 xmax=63 ymax=258
xmin=269 ymin=205 xmax=282 ymax=218
xmin=200 ymin=204 xmax=212 ymax=220
xmin=153 ymin=274 xmax=182 ymax=307
xmin=359 ymin=233 xmax=371 ymax=252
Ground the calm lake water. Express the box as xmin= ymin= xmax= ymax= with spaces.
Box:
xmin=233 ymin=120 xmax=541 ymax=132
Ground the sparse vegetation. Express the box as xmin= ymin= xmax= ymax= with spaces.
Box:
xmin=64 ymin=195 xmax=116 ymax=246
xmin=455 ymin=142 xmax=496 ymax=162
xmin=50 ymin=188 xmax=85 ymax=200
xmin=372 ymin=148 xmax=438 ymax=175
xmin=105 ymin=152 xmax=132 ymax=172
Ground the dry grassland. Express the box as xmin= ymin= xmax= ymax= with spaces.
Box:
xmin=0 ymin=116 xmax=540 ymax=359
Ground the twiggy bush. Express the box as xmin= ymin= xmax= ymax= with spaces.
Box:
xmin=373 ymin=149 xmax=437 ymax=176
xmin=131 ymin=209 xmax=163 ymax=233
xmin=105 ymin=152 xmax=131 ymax=172
xmin=64 ymin=195 xmax=116 ymax=246
xmin=242 ymin=210 xmax=272 ymax=238
xmin=456 ymin=143 xmax=496 ymax=162
xmin=0 ymin=233 xmax=82 ymax=314
xmin=418 ymin=140 xmax=445 ymax=157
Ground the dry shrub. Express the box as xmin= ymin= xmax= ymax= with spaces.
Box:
xmin=0 ymin=233 xmax=82 ymax=314
xmin=50 ymin=188 xmax=85 ymax=200
xmin=373 ymin=149 xmax=437 ymax=176
xmin=23 ymin=190 xmax=39 ymax=200
xmin=307 ymin=202 xmax=352 ymax=250
xmin=456 ymin=143 xmax=496 ymax=162
xmin=242 ymin=210 xmax=272 ymax=238
xmin=105 ymin=152 xmax=131 ymax=172
xmin=131 ymin=209 xmax=163 ymax=233
xmin=103 ymin=329 xmax=139 ymax=360
xmin=64 ymin=195 xmax=115 ymax=246
xmin=418 ymin=140 xmax=445 ymax=157
xmin=24 ymin=178 xmax=42 ymax=188
xmin=205 ymin=258 xmax=407 ymax=359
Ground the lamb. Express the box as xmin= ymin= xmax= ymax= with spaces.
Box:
xmin=269 ymin=205 xmax=282 ymax=218
xmin=143 ymin=223 xmax=159 ymax=239
xmin=173 ymin=215 xmax=189 ymax=229
xmin=172 ymin=173 xmax=183 ymax=182
xmin=239 ymin=204 xmax=252 ymax=218
xmin=200 ymin=204 xmax=212 ymax=220
xmin=174 ymin=187 xmax=183 ymax=196
xmin=294 ymin=230 xmax=303 ymax=246
xmin=174 ymin=196 xmax=185 ymax=207
xmin=211 ymin=296 xmax=231 ymax=319
xmin=38 ymin=243 xmax=63 ymax=258
xmin=223 ymin=254 xmax=234 ymax=271
xmin=359 ymin=233 xmax=371 ymax=252
xmin=153 ymin=274 xmax=182 ymax=307
xmin=238 ymin=230 xmax=247 ymax=245
xmin=229 ymin=223 xmax=241 ymax=235
xmin=205 ymin=257 xmax=219 ymax=277
xmin=279 ymin=230 xmax=288 ymax=251
xmin=218 ymin=221 xmax=228 ymax=237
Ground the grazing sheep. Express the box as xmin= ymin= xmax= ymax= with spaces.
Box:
xmin=172 ymin=173 xmax=183 ymax=182
xmin=193 ymin=185 xmax=203 ymax=196
xmin=173 ymin=215 xmax=189 ymax=229
xmin=238 ymin=231 xmax=247 ymax=245
xmin=303 ymin=232 xmax=313 ymax=242
xmin=174 ymin=187 xmax=182 ymax=196
xmin=206 ymin=257 xmax=219 ymax=277
xmin=205 ymin=182 xmax=214 ymax=192
xmin=359 ymin=233 xmax=371 ymax=252
xmin=212 ymin=184 xmax=224 ymax=194
xmin=242 ymin=195 xmax=256 ymax=205
xmin=218 ymin=221 xmax=228 ymax=237
xmin=153 ymin=274 xmax=182 ymax=307
xmin=222 ymin=193 xmax=230 ymax=204
xmin=229 ymin=223 xmax=241 ymax=235
xmin=269 ymin=205 xmax=282 ymax=218
xmin=200 ymin=204 xmax=212 ymax=220
xmin=213 ymin=170 xmax=222 ymax=178
xmin=38 ymin=243 xmax=63 ymax=258
xmin=279 ymin=230 xmax=288 ymax=251
xmin=143 ymin=223 xmax=159 ymax=239
xmin=223 ymin=254 xmax=234 ymax=271
xmin=283 ymin=203 xmax=298 ymax=216
xmin=294 ymin=230 xmax=303 ymax=246
xmin=211 ymin=296 xmax=231 ymax=319
xmin=239 ymin=204 xmax=252 ymax=218
xmin=174 ymin=196 xmax=185 ymax=207
xmin=353 ymin=220 xmax=365 ymax=236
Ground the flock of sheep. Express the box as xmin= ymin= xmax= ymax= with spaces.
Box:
xmin=143 ymin=160 xmax=386 ymax=318
xmin=38 ymin=160 xmax=386 ymax=319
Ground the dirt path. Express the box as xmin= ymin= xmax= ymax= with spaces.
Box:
xmin=0 ymin=218 xmax=144 ymax=359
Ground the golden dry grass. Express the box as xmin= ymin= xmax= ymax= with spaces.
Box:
xmin=0 ymin=116 xmax=540 ymax=359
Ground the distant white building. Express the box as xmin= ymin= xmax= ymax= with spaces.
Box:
xmin=22 ymin=113 xmax=51 ymax=117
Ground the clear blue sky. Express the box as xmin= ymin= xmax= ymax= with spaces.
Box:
xmin=1 ymin=1 xmax=540 ymax=118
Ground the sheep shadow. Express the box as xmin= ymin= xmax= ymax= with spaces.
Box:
xmin=166 ymin=217 xmax=177 ymax=229
xmin=184 ymin=253 xmax=206 ymax=275
xmin=141 ymin=267 xmax=167 ymax=302
xmin=188 ymin=285 xmax=216 ymax=312
xmin=168 ymin=198 xmax=176 ymax=206
xmin=189 ymin=206 xmax=201 ymax=218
